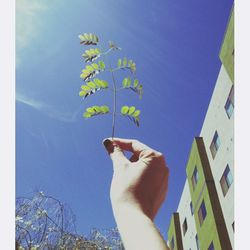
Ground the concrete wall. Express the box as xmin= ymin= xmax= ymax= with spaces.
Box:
xmin=219 ymin=6 xmax=234 ymax=83
xmin=167 ymin=213 xmax=184 ymax=250
xmin=177 ymin=180 xmax=197 ymax=250
xmin=200 ymin=64 xmax=234 ymax=248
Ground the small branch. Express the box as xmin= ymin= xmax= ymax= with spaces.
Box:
xmin=110 ymin=63 xmax=117 ymax=139
xmin=101 ymin=47 xmax=114 ymax=56
xmin=111 ymin=66 xmax=132 ymax=72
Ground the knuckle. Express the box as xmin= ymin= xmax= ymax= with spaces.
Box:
xmin=132 ymin=139 xmax=139 ymax=144
xmin=155 ymin=151 xmax=163 ymax=157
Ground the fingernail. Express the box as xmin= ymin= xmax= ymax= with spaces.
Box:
xmin=102 ymin=139 xmax=114 ymax=154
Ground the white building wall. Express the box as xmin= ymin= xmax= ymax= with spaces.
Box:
xmin=177 ymin=180 xmax=197 ymax=250
xmin=200 ymin=64 xmax=234 ymax=247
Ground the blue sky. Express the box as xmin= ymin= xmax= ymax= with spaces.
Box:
xmin=16 ymin=0 xmax=233 ymax=239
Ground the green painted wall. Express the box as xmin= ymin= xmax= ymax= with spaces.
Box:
xmin=167 ymin=213 xmax=183 ymax=250
xmin=219 ymin=6 xmax=234 ymax=83
xmin=186 ymin=139 xmax=222 ymax=250
xmin=168 ymin=215 xmax=176 ymax=250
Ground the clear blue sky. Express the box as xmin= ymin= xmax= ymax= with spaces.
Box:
xmin=16 ymin=0 xmax=233 ymax=239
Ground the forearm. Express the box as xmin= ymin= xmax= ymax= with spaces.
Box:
xmin=112 ymin=203 xmax=169 ymax=250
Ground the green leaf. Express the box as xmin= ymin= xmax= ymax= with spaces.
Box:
xmin=78 ymin=34 xmax=85 ymax=40
xmin=84 ymin=33 xmax=89 ymax=40
xmin=83 ymin=112 xmax=92 ymax=118
xmin=121 ymin=106 xmax=129 ymax=115
xmin=85 ymin=49 xmax=92 ymax=56
xmin=100 ymin=80 xmax=108 ymax=88
xmin=86 ymin=65 xmax=94 ymax=71
xmin=86 ymin=81 xmax=96 ymax=89
xmin=122 ymin=78 xmax=128 ymax=88
xmin=118 ymin=58 xmax=122 ymax=67
xmin=100 ymin=105 xmax=109 ymax=113
xmin=93 ymin=105 xmax=101 ymax=112
xmin=86 ymin=107 xmax=95 ymax=114
xmin=89 ymin=33 xmax=94 ymax=41
xmin=93 ymin=78 xmax=102 ymax=87
xmin=82 ymin=48 xmax=101 ymax=62
xmin=79 ymin=90 xmax=87 ymax=97
xmin=132 ymin=110 xmax=141 ymax=117
xmin=93 ymin=34 xmax=99 ymax=43
xmin=133 ymin=79 xmax=139 ymax=88
xmin=81 ymin=85 xmax=91 ymax=91
xmin=92 ymin=63 xmax=99 ymax=70
xmin=123 ymin=57 xmax=127 ymax=67
xmin=128 ymin=106 xmax=136 ymax=115
xmin=127 ymin=77 xmax=131 ymax=87
xmin=79 ymin=33 xmax=99 ymax=45
xmin=130 ymin=62 xmax=136 ymax=73
xmin=83 ymin=105 xmax=109 ymax=119
xmin=82 ymin=69 xmax=90 ymax=74
xmin=98 ymin=61 xmax=105 ymax=70
xmin=95 ymin=48 xmax=101 ymax=54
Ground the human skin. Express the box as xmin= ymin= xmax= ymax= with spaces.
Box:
xmin=103 ymin=138 xmax=170 ymax=250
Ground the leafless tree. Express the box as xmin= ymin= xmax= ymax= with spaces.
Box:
xmin=16 ymin=192 xmax=124 ymax=250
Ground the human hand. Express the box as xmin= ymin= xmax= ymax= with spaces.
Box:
xmin=103 ymin=138 xmax=169 ymax=220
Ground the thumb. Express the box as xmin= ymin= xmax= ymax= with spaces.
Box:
xmin=103 ymin=138 xmax=130 ymax=170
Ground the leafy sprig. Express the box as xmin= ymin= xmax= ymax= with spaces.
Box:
xmin=121 ymin=106 xmax=140 ymax=127
xmin=83 ymin=105 xmax=110 ymax=118
xmin=78 ymin=33 xmax=99 ymax=45
xmin=78 ymin=33 xmax=143 ymax=136
xmin=79 ymin=79 xmax=109 ymax=99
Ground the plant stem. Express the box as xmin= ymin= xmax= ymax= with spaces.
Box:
xmin=110 ymin=63 xmax=117 ymax=139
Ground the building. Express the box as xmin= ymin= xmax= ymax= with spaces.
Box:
xmin=167 ymin=5 xmax=234 ymax=250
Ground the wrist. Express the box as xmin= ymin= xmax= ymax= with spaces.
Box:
xmin=112 ymin=200 xmax=151 ymax=223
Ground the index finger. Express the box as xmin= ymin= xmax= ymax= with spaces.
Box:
xmin=109 ymin=138 xmax=151 ymax=155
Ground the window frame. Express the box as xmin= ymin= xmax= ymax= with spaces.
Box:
xmin=170 ymin=236 xmax=175 ymax=250
xmin=191 ymin=166 xmax=199 ymax=190
xmin=195 ymin=234 xmax=200 ymax=250
xmin=182 ymin=218 xmax=188 ymax=236
xmin=198 ymin=200 xmax=207 ymax=226
xmin=190 ymin=201 xmax=194 ymax=216
xmin=224 ymin=85 xmax=234 ymax=119
xmin=220 ymin=164 xmax=233 ymax=196
xmin=208 ymin=241 xmax=214 ymax=250
xmin=210 ymin=131 xmax=221 ymax=159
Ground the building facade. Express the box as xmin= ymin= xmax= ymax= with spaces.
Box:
xmin=167 ymin=5 xmax=234 ymax=250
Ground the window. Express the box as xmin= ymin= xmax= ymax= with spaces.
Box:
xmin=190 ymin=201 xmax=194 ymax=215
xmin=208 ymin=241 xmax=214 ymax=250
xmin=182 ymin=218 xmax=188 ymax=236
xmin=170 ymin=236 xmax=175 ymax=250
xmin=198 ymin=200 xmax=207 ymax=226
xmin=220 ymin=165 xmax=233 ymax=196
xmin=225 ymin=85 xmax=234 ymax=118
xmin=191 ymin=166 xmax=199 ymax=190
xmin=195 ymin=234 xmax=200 ymax=250
xmin=232 ymin=221 xmax=235 ymax=232
xmin=210 ymin=131 xmax=221 ymax=159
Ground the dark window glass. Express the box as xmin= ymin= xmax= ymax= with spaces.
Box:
xmin=190 ymin=201 xmax=194 ymax=215
xmin=210 ymin=131 xmax=221 ymax=159
xmin=191 ymin=166 xmax=199 ymax=190
xmin=170 ymin=236 xmax=175 ymax=250
xmin=195 ymin=234 xmax=200 ymax=250
xmin=182 ymin=218 xmax=188 ymax=236
xmin=208 ymin=242 xmax=214 ymax=250
xmin=225 ymin=86 xmax=234 ymax=118
xmin=220 ymin=165 xmax=233 ymax=196
xmin=198 ymin=200 xmax=207 ymax=226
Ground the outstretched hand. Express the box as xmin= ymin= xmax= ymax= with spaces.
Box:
xmin=103 ymin=138 xmax=169 ymax=220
